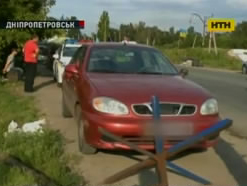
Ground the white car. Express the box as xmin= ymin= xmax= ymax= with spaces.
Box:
xmin=241 ymin=52 xmax=247 ymax=74
xmin=53 ymin=43 xmax=81 ymax=86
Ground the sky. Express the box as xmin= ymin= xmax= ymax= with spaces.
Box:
xmin=49 ymin=0 xmax=247 ymax=35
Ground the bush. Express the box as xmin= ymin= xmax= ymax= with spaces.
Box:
xmin=159 ymin=47 xmax=242 ymax=70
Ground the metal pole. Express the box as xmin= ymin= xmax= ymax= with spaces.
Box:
xmin=202 ymin=16 xmax=206 ymax=47
xmin=208 ymin=32 xmax=212 ymax=53
xmin=191 ymin=13 xmax=207 ymax=47
xmin=213 ymin=32 xmax=218 ymax=55
xmin=192 ymin=34 xmax=197 ymax=48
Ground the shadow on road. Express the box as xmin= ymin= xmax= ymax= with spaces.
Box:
xmin=100 ymin=148 xmax=207 ymax=186
xmin=100 ymin=147 xmax=204 ymax=162
xmin=31 ymin=64 xmax=55 ymax=92
xmin=99 ymin=149 xmax=145 ymax=162
xmin=34 ymin=79 xmax=55 ymax=92
xmin=214 ymin=138 xmax=247 ymax=186
xmin=137 ymin=168 xmax=159 ymax=186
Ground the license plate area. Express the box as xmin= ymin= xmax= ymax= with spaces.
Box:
xmin=144 ymin=122 xmax=194 ymax=138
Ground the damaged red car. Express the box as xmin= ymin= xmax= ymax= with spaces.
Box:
xmin=62 ymin=43 xmax=220 ymax=154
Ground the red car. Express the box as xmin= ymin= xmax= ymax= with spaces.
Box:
xmin=62 ymin=43 xmax=220 ymax=154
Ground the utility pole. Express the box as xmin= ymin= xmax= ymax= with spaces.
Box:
xmin=190 ymin=13 xmax=207 ymax=47
xmin=213 ymin=32 xmax=218 ymax=55
xmin=192 ymin=34 xmax=198 ymax=48
xmin=208 ymin=14 xmax=218 ymax=55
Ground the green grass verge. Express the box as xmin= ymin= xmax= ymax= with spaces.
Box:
xmin=0 ymin=82 xmax=83 ymax=186
xmin=158 ymin=47 xmax=242 ymax=71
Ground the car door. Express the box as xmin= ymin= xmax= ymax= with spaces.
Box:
xmin=63 ymin=46 xmax=87 ymax=114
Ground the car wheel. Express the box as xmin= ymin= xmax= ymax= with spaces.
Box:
xmin=62 ymin=93 xmax=72 ymax=118
xmin=242 ymin=65 xmax=247 ymax=74
xmin=76 ymin=107 xmax=97 ymax=154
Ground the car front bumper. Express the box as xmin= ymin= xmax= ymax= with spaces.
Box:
xmin=82 ymin=112 xmax=220 ymax=150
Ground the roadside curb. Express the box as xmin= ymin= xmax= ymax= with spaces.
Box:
xmin=176 ymin=65 xmax=241 ymax=74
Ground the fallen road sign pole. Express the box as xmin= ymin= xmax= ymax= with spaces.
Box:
xmin=98 ymin=96 xmax=233 ymax=186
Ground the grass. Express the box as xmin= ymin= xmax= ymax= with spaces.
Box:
xmin=159 ymin=47 xmax=242 ymax=71
xmin=0 ymin=82 xmax=83 ymax=186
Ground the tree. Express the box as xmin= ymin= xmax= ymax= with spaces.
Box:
xmin=0 ymin=0 xmax=65 ymax=67
xmin=109 ymin=28 xmax=119 ymax=41
xmin=97 ymin=11 xmax=110 ymax=41
xmin=230 ymin=21 xmax=247 ymax=48
xmin=66 ymin=16 xmax=82 ymax=39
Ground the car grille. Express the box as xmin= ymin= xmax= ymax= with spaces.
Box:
xmin=132 ymin=103 xmax=196 ymax=116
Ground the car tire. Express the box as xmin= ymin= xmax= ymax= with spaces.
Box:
xmin=242 ymin=65 xmax=247 ymax=74
xmin=62 ymin=93 xmax=72 ymax=118
xmin=76 ymin=107 xmax=97 ymax=154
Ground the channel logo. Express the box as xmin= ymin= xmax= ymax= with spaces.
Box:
xmin=208 ymin=19 xmax=235 ymax=32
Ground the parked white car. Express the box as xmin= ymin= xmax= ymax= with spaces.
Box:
xmin=240 ymin=52 xmax=247 ymax=74
xmin=228 ymin=49 xmax=247 ymax=74
xmin=53 ymin=43 xmax=81 ymax=86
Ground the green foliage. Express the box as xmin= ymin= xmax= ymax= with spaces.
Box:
xmin=230 ymin=21 xmax=247 ymax=48
xmin=108 ymin=20 xmax=182 ymax=46
xmin=160 ymin=47 xmax=242 ymax=70
xmin=96 ymin=10 xmax=247 ymax=51
xmin=0 ymin=83 xmax=83 ymax=186
xmin=1 ymin=131 xmax=82 ymax=186
xmin=0 ymin=83 xmax=39 ymax=134
xmin=65 ymin=16 xmax=83 ymax=40
xmin=97 ymin=11 xmax=110 ymax=41
xmin=0 ymin=0 xmax=65 ymax=65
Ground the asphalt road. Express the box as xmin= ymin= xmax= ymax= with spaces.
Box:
xmin=31 ymin=65 xmax=247 ymax=186
xmin=187 ymin=67 xmax=247 ymax=138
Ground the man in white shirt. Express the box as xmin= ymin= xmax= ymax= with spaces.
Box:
xmin=2 ymin=48 xmax=23 ymax=81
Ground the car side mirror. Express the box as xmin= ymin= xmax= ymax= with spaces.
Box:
xmin=53 ymin=53 xmax=59 ymax=59
xmin=65 ymin=64 xmax=79 ymax=75
xmin=179 ymin=68 xmax=189 ymax=78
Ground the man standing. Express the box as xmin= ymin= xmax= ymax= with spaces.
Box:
xmin=23 ymin=34 xmax=39 ymax=92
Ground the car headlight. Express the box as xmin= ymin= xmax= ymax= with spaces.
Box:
xmin=200 ymin=98 xmax=219 ymax=115
xmin=92 ymin=97 xmax=129 ymax=115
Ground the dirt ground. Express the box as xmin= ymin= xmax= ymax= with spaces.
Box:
xmin=31 ymin=75 xmax=247 ymax=186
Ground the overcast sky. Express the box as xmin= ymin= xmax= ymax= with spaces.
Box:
xmin=49 ymin=0 xmax=247 ymax=34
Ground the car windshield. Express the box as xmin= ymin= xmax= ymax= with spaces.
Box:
xmin=87 ymin=46 xmax=178 ymax=75
xmin=63 ymin=47 xmax=79 ymax=57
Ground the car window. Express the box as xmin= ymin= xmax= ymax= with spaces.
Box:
xmin=87 ymin=46 xmax=178 ymax=75
xmin=141 ymin=51 xmax=153 ymax=66
xmin=114 ymin=50 xmax=135 ymax=63
xmin=78 ymin=46 xmax=87 ymax=63
xmin=70 ymin=46 xmax=87 ymax=65
xmin=62 ymin=46 xmax=80 ymax=57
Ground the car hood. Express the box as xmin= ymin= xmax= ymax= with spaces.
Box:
xmin=87 ymin=73 xmax=212 ymax=105
xmin=60 ymin=57 xmax=72 ymax=65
